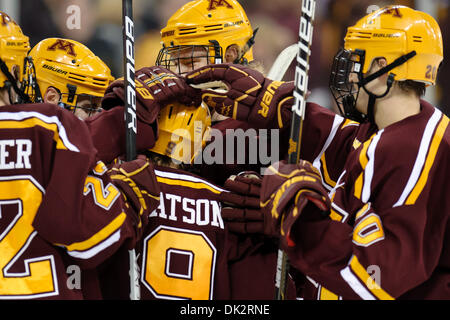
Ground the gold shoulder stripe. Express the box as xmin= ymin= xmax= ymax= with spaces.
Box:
xmin=406 ymin=115 xmax=449 ymax=205
xmin=156 ymin=176 xmax=222 ymax=194
xmin=0 ymin=118 xmax=69 ymax=150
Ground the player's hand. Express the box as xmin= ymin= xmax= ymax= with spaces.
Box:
xmin=102 ymin=66 xmax=202 ymax=125
xmin=107 ymin=155 xmax=160 ymax=247
xmin=260 ymin=160 xmax=331 ymax=248
xmin=186 ymin=63 xmax=294 ymax=129
xmin=219 ymin=171 xmax=276 ymax=237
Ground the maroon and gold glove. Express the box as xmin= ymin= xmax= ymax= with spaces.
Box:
xmin=219 ymin=172 xmax=276 ymax=237
xmin=107 ymin=155 xmax=161 ymax=247
xmin=260 ymin=160 xmax=331 ymax=248
xmin=186 ymin=63 xmax=294 ymax=129
xmin=102 ymin=66 xmax=202 ymax=125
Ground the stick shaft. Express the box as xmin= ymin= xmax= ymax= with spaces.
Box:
xmin=122 ymin=0 xmax=139 ymax=301
xmin=123 ymin=0 xmax=137 ymax=161
xmin=275 ymin=0 xmax=316 ymax=300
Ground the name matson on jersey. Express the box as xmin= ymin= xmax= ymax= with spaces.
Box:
xmin=149 ymin=169 xmax=225 ymax=229
xmin=150 ymin=192 xmax=224 ymax=229
xmin=0 ymin=139 xmax=32 ymax=169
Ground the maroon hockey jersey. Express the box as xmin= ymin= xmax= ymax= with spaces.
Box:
xmin=284 ymin=100 xmax=450 ymax=299
xmin=0 ymin=103 xmax=143 ymax=299
xmin=99 ymin=165 xmax=296 ymax=300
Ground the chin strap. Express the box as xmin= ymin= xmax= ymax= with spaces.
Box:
xmin=359 ymin=51 xmax=416 ymax=124
xmin=363 ymin=73 xmax=395 ymax=124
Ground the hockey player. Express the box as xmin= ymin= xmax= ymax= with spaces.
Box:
xmin=23 ymin=37 xmax=114 ymax=120
xmin=187 ymin=5 xmax=450 ymax=299
xmin=152 ymin=0 xmax=293 ymax=186
xmin=98 ymin=66 xmax=297 ymax=300
xmin=0 ymin=11 xmax=162 ymax=299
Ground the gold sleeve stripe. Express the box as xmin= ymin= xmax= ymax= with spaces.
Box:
xmin=320 ymin=153 xmax=336 ymax=188
xmin=354 ymin=134 xmax=376 ymax=200
xmin=156 ymin=176 xmax=222 ymax=194
xmin=394 ymin=109 xmax=443 ymax=207
xmin=0 ymin=117 xmax=75 ymax=151
xmin=312 ymin=115 xmax=344 ymax=191
xmin=349 ymin=255 xmax=394 ymax=300
xmin=56 ymin=212 xmax=126 ymax=252
xmin=359 ymin=136 xmax=373 ymax=168
xmin=353 ymin=173 xmax=363 ymax=200
xmin=405 ymin=115 xmax=449 ymax=205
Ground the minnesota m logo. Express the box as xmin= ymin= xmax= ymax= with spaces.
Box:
xmin=0 ymin=12 xmax=16 ymax=26
xmin=207 ymin=0 xmax=233 ymax=10
xmin=47 ymin=39 xmax=77 ymax=57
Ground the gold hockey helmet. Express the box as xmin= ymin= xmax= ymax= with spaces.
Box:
xmin=156 ymin=0 xmax=257 ymax=73
xmin=0 ymin=11 xmax=31 ymax=101
xmin=150 ymin=102 xmax=211 ymax=164
xmin=26 ymin=38 xmax=114 ymax=109
xmin=344 ymin=5 xmax=443 ymax=85
xmin=329 ymin=6 xmax=443 ymax=123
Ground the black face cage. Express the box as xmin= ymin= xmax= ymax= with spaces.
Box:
xmin=329 ymin=48 xmax=367 ymax=123
xmin=155 ymin=43 xmax=223 ymax=76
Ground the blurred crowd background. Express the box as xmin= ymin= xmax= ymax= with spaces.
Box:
xmin=1 ymin=0 xmax=449 ymax=115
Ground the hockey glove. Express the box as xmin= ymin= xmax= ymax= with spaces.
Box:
xmin=107 ymin=155 xmax=160 ymax=247
xmin=102 ymin=66 xmax=202 ymax=125
xmin=260 ymin=160 xmax=331 ymax=247
xmin=219 ymin=171 xmax=276 ymax=237
xmin=186 ymin=63 xmax=294 ymax=129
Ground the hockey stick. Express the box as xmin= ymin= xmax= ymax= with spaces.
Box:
xmin=267 ymin=43 xmax=298 ymax=81
xmin=275 ymin=0 xmax=316 ymax=300
xmin=122 ymin=0 xmax=140 ymax=301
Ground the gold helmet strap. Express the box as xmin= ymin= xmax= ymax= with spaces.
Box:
xmin=0 ymin=57 xmax=31 ymax=103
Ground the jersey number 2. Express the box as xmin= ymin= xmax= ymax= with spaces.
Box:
xmin=0 ymin=177 xmax=57 ymax=299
